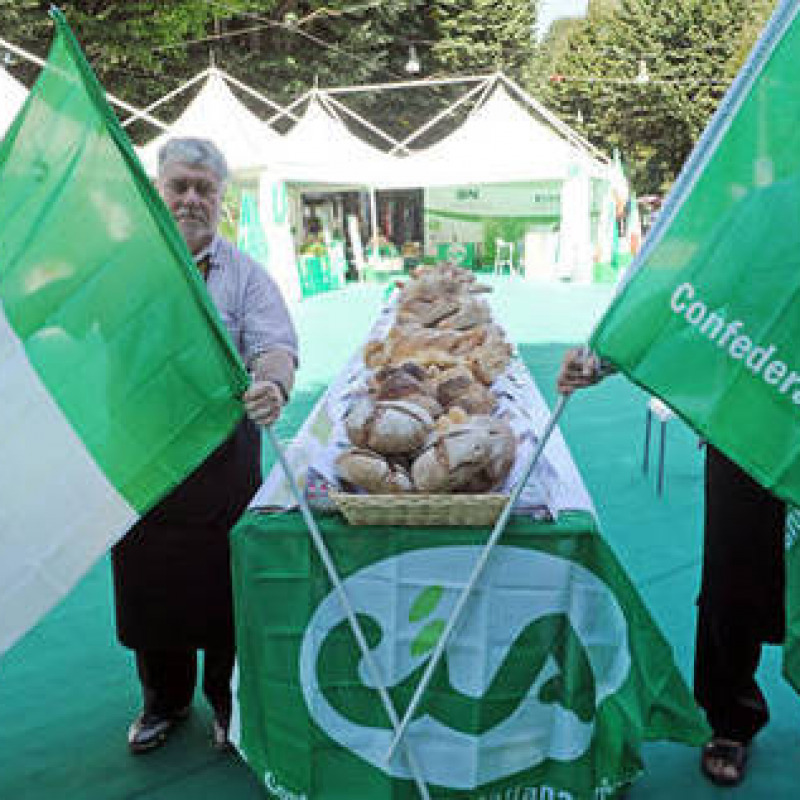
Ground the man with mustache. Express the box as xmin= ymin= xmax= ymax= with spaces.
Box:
xmin=112 ymin=138 xmax=298 ymax=755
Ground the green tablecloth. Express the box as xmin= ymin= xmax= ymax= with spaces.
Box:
xmin=230 ymin=510 xmax=708 ymax=800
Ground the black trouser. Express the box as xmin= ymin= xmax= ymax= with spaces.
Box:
xmin=694 ymin=446 xmax=786 ymax=743
xmin=135 ymin=645 xmax=235 ymax=723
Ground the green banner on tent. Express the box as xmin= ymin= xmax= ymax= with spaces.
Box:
xmin=238 ymin=189 xmax=270 ymax=268
xmin=230 ymin=513 xmax=708 ymax=800
xmin=589 ymin=0 xmax=800 ymax=507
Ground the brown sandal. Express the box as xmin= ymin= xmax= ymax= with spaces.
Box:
xmin=700 ymin=738 xmax=748 ymax=787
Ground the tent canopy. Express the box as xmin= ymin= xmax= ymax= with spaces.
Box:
xmin=382 ymin=85 xmax=609 ymax=189
xmin=271 ymin=96 xmax=399 ymax=188
xmin=138 ymin=69 xmax=286 ymax=178
xmin=0 ymin=67 xmax=27 ymax=138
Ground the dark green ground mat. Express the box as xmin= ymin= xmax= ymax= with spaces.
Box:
xmin=2 ymin=277 xmax=798 ymax=799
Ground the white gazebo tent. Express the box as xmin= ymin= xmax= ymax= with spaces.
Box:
xmin=135 ymin=68 xmax=303 ymax=301
xmin=374 ymin=75 xmax=613 ymax=282
xmin=315 ymin=72 xmax=620 ymax=282
xmin=0 ymin=66 xmax=27 ymax=138
xmin=392 ymin=84 xmax=607 ymax=186
xmin=136 ymin=67 xmax=288 ymax=178
xmin=269 ymin=92 xmax=411 ymax=275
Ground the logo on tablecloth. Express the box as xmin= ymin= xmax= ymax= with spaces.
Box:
xmin=299 ymin=546 xmax=631 ymax=789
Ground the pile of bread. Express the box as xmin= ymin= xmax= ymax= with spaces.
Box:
xmin=336 ymin=264 xmax=517 ymax=495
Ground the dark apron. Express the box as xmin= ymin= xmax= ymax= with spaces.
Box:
xmin=111 ymin=420 xmax=260 ymax=650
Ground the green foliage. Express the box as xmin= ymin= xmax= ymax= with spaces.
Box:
xmin=0 ymin=0 xmax=539 ymax=145
xmin=3 ymin=0 xmax=780 ymax=197
xmin=431 ymin=0 xmax=537 ymax=75
xmin=532 ymin=0 xmax=779 ymax=194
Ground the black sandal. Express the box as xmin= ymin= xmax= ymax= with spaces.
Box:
xmin=700 ymin=738 xmax=748 ymax=787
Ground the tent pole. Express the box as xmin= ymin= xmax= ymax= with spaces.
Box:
xmin=219 ymin=68 xmax=300 ymax=122
xmin=120 ymin=67 xmax=211 ymax=128
xmin=324 ymin=73 xmax=493 ymax=95
xmin=369 ymin=188 xmax=380 ymax=270
xmin=390 ymin=78 xmax=491 ymax=154
xmin=267 ymin=89 xmax=314 ymax=127
xmin=0 ymin=35 xmax=169 ymax=131
xmin=319 ymin=92 xmax=409 ymax=154
xmin=464 ymin=73 xmax=499 ymax=120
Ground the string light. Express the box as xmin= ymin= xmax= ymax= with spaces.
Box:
xmin=405 ymin=45 xmax=421 ymax=74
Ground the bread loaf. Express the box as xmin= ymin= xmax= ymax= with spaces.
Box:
xmin=436 ymin=296 xmax=491 ymax=330
xmin=411 ymin=417 xmax=516 ymax=493
xmin=432 ymin=365 xmax=496 ymax=415
xmin=344 ymin=398 xmax=434 ymax=455
xmin=336 ymin=448 xmax=413 ymax=494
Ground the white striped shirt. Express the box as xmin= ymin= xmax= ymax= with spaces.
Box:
xmin=202 ymin=236 xmax=298 ymax=368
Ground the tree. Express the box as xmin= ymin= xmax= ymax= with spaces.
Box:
xmin=533 ymin=0 xmax=779 ymax=194
xmin=0 ymin=1 xmax=541 ymax=146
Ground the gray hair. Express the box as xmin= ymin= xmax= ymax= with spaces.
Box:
xmin=157 ymin=137 xmax=229 ymax=183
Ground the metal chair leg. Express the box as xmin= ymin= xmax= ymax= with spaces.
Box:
xmin=643 ymin=407 xmax=652 ymax=474
xmin=657 ymin=420 xmax=666 ymax=495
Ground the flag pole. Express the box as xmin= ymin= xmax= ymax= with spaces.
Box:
xmin=264 ymin=426 xmax=432 ymax=800
xmin=383 ymin=393 xmax=570 ymax=762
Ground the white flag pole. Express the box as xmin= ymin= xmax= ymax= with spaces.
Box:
xmin=383 ymin=394 xmax=570 ymax=762
xmin=264 ymin=427 xmax=432 ymax=800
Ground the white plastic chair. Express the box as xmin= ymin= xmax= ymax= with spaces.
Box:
xmin=643 ymin=397 xmax=675 ymax=496
xmin=494 ymin=238 xmax=514 ymax=275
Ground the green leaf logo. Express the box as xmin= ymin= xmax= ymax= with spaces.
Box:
xmin=409 ymin=585 xmax=445 ymax=658
xmin=409 ymin=585 xmax=443 ymax=622
xmin=411 ymin=619 xmax=446 ymax=658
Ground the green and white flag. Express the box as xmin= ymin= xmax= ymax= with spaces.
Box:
xmin=230 ymin=513 xmax=709 ymax=800
xmin=0 ymin=12 xmax=248 ymax=655
xmin=590 ymin=0 xmax=800 ymax=506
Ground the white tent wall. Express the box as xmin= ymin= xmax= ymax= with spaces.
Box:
xmin=0 ymin=67 xmax=27 ymax=138
xmin=557 ymin=164 xmax=593 ymax=282
xmin=257 ymin=174 xmax=301 ymax=304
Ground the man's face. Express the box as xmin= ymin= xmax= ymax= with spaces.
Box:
xmin=158 ymin=162 xmax=223 ymax=255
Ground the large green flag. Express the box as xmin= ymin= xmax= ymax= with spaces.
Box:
xmin=230 ymin=513 xmax=709 ymax=800
xmin=0 ymin=11 xmax=248 ymax=654
xmin=590 ymin=0 xmax=800 ymax=506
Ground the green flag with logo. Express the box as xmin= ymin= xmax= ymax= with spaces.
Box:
xmin=590 ymin=0 xmax=800 ymax=508
xmin=230 ymin=513 xmax=708 ymax=800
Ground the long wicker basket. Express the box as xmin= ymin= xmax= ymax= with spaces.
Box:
xmin=329 ymin=491 xmax=508 ymax=527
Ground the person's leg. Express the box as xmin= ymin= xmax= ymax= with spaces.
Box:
xmin=694 ymin=603 xmax=768 ymax=742
xmin=128 ymin=649 xmax=197 ymax=753
xmin=202 ymin=643 xmax=235 ymax=749
xmin=136 ymin=648 xmax=197 ymax=714
xmin=695 ymin=446 xmax=786 ymax=784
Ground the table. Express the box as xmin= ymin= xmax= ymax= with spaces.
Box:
xmin=227 ymin=300 xmax=708 ymax=799
xmin=229 ymin=510 xmax=708 ymax=800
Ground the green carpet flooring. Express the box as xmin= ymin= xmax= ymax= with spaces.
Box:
xmin=2 ymin=277 xmax=799 ymax=798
